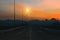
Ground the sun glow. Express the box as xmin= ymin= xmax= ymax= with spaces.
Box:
xmin=25 ymin=7 xmax=30 ymax=13
xmin=24 ymin=7 xmax=31 ymax=16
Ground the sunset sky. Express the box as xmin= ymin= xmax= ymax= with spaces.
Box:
xmin=0 ymin=0 xmax=60 ymax=20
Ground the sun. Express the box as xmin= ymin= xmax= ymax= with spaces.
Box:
xmin=25 ymin=7 xmax=30 ymax=13
xmin=24 ymin=7 xmax=31 ymax=16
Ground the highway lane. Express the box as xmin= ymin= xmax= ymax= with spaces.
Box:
xmin=32 ymin=27 xmax=60 ymax=40
xmin=0 ymin=26 xmax=26 ymax=32
xmin=0 ymin=26 xmax=60 ymax=40
xmin=0 ymin=26 xmax=29 ymax=40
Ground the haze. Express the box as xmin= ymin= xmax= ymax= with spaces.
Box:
xmin=0 ymin=0 xmax=60 ymax=20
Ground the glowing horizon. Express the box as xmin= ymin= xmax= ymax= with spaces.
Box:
xmin=0 ymin=0 xmax=60 ymax=20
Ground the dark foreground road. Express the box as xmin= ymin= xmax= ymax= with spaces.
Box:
xmin=32 ymin=27 xmax=60 ymax=40
xmin=0 ymin=26 xmax=29 ymax=40
xmin=0 ymin=26 xmax=60 ymax=40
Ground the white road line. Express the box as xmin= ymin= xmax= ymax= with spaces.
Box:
xmin=0 ymin=26 xmax=24 ymax=32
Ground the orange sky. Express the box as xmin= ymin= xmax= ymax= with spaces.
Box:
xmin=13 ymin=3 xmax=60 ymax=20
xmin=0 ymin=0 xmax=60 ymax=20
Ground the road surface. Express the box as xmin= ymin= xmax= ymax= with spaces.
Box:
xmin=0 ymin=26 xmax=60 ymax=40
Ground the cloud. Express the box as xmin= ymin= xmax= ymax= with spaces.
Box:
xmin=1 ymin=0 xmax=60 ymax=10
xmin=36 ymin=0 xmax=60 ymax=10
xmin=16 ymin=0 xmax=60 ymax=11
xmin=0 ymin=1 xmax=60 ymax=20
xmin=0 ymin=2 xmax=29 ymax=20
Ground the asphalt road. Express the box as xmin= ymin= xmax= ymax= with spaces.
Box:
xmin=0 ymin=26 xmax=29 ymax=40
xmin=0 ymin=26 xmax=60 ymax=40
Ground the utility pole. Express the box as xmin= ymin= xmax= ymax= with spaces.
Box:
xmin=14 ymin=0 xmax=15 ymax=23
xmin=22 ymin=7 xmax=23 ymax=26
